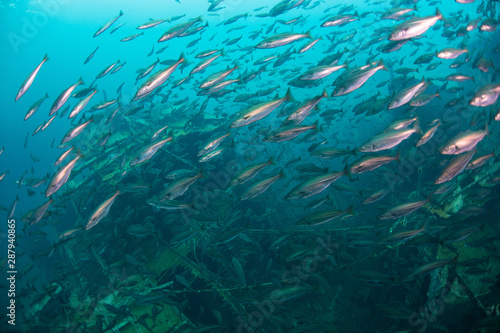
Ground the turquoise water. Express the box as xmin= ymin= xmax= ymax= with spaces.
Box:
xmin=1 ymin=0 xmax=500 ymax=332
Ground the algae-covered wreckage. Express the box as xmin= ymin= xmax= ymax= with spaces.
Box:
xmin=15 ymin=101 xmax=500 ymax=332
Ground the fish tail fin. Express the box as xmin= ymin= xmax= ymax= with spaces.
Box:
xmin=436 ymin=8 xmax=446 ymax=22
xmin=312 ymin=120 xmax=320 ymax=132
xmin=284 ymin=88 xmax=295 ymax=102
xmin=178 ymin=52 xmax=186 ymax=63
xmin=321 ymin=89 xmax=328 ymax=98
xmin=78 ymin=77 xmax=85 ymax=86
xmin=343 ymin=163 xmax=353 ymax=181
xmin=119 ymin=10 xmax=124 ymax=16
xmin=413 ymin=4 xmax=418 ymax=12
xmin=43 ymin=53 xmax=50 ymax=62
xmin=436 ymin=89 xmax=441 ymax=99
xmin=485 ymin=120 xmax=489 ymax=137
xmin=413 ymin=117 xmax=422 ymax=134
xmin=305 ymin=30 xmax=313 ymax=39
xmin=378 ymin=59 xmax=388 ymax=71
xmin=395 ymin=150 xmax=401 ymax=163
xmin=268 ymin=156 xmax=275 ymax=165
xmin=220 ymin=48 xmax=226 ymax=57
xmin=346 ymin=204 xmax=355 ymax=216
xmin=76 ymin=148 xmax=86 ymax=159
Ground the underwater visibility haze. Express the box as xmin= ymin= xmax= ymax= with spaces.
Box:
xmin=1 ymin=0 xmax=500 ymax=332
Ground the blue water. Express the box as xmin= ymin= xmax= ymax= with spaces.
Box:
xmin=1 ymin=0 xmax=500 ymax=332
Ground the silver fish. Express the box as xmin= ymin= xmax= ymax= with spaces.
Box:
xmin=359 ymin=119 xmax=421 ymax=152
xmin=137 ymin=19 xmax=168 ymax=30
xmin=49 ymin=77 xmax=84 ymax=116
xmin=321 ymin=13 xmax=358 ymax=27
xmin=94 ymin=10 xmax=123 ymax=37
xmin=256 ymin=31 xmax=312 ymax=49
xmin=379 ymin=195 xmax=431 ymax=219
xmin=150 ymin=125 xmax=169 ymax=142
xmin=362 ymin=188 xmax=390 ymax=205
xmin=24 ymin=93 xmax=49 ymax=121
xmin=389 ymin=8 xmax=444 ymax=41
xmin=332 ymin=60 xmax=388 ymax=96
xmin=85 ymin=190 xmax=120 ymax=230
xmin=286 ymin=169 xmax=346 ymax=199
xmin=130 ymin=136 xmax=172 ymax=166
xmin=158 ymin=16 xmax=202 ymax=42
xmin=466 ymin=151 xmax=495 ymax=170
xmin=55 ymin=146 xmax=74 ymax=166
xmin=120 ymin=32 xmax=144 ymax=42
xmin=133 ymin=53 xmax=185 ymax=101
xmin=198 ymin=132 xmax=230 ymax=156
xmin=283 ymin=90 xmax=328 ymax=125
xmin=436 ymin=47 xmax=468 ymax=59
xmin=416 ymin=120 xmax=441 ymax=146
xmin=61 ymin=117 xmax=93 ymax=144
xmin=241 ymin=170 xmax=285 ymax=200
xmin=388 ymin=77 xmax=428 ymax=109
xmin=230 ymin=157 xmax=275 ymax=187
xmin=350 ymin=152 xmax=400 ymax=174
xmin=231 ymin=89 xmax=293 ymax=128
xmin=84 ymin=46 xmax=99 ymax=65
xmin=435 ymin=149 xmax=476 ymax=184
xmin=69 ymin=90 xmax=97 ymax=118
xmin=46 ymin=154 xmax=82 ymax=197
xmin=298 ymin=64 xmax=347 ymax=81
xmin=263 ymin=122 xmax=318 ymax=142
xmin=15 ymin=54 xmax=49 ymax=101
xmin=469 ymin=83 xmax=500 ymax=107
xmin=295 ymin=205 xmax=354 ymax=226
xmin=191 ymin=51 xmax=225 ymax=75
xmin=29 ymin=199 xmax=53 ymax=225
xmin=439 ymin=123 xmax=488 ymax=155
xmin=161 ymin=172 xmax=204 ymax=200
xmin=199 ymin=65 xmax=239 ymax=89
